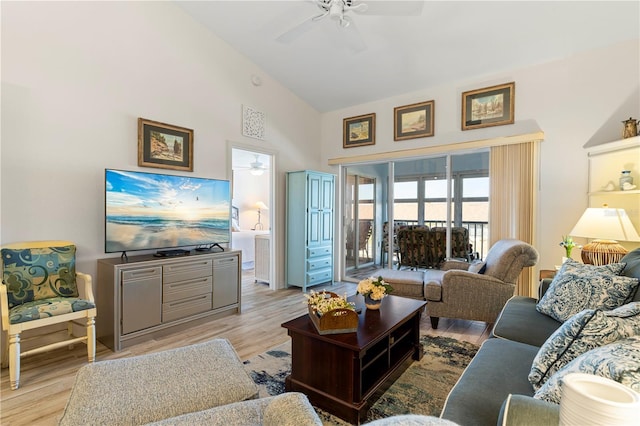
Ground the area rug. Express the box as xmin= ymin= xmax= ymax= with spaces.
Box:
xmin=243 ymin=335 xmax=479 ymax=425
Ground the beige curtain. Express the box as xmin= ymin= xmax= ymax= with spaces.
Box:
xmin=490 ymin=141 xmax=539 ymax=296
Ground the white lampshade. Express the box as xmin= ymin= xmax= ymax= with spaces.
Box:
xmin=569 ymin=206 xmax=640 ymax=265
xmin=559 ymin=373 xmax=640 ymax=426
xmin=569 ymin=207 xmax=640 ymax=242
xmin=255 ymin=201 xmax=268 ymax=210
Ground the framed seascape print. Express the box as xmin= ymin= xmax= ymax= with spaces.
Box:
xmin=138 ymin=118 xmax=194 ymax=171
xmin=462 ymin=82 xmax=515 ymax=130
xmin=394 ymin=100 xmax=434 ymax=141
xmin=343 ymin=113 xmax=376 ymax=148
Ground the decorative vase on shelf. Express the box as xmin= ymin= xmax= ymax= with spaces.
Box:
xmin=364 ymin=295 xmax=382 ymax=310
xmin=620 ymin=170 xmax=634 ymax=190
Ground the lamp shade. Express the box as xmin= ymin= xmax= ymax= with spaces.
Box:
xmin=559 ymin=373 xmax=640 ymax=426
xmin=569 ymin=207 xmax=640 ymax=265
xmin=255 ymin=201 xmax=268 ymax=210
xmin=569 ymin=207 xmax=640 ymax=242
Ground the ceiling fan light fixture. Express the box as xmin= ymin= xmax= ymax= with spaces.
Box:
xmin=329 ymin=1 xmax=344 ymax=20
xmin=248 ymin=154 xmax=265 ymax=176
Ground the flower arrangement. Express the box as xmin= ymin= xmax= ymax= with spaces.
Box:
xmin=305 ymin=290 xmax=355 ymax=316
xmin=559 ymin=235 xmax=581 ymax=258
xmin=356 ymin=276 xmax=394 ymax=301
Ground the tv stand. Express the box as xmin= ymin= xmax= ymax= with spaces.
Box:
xmin=97 ymin=250 xmax=242 ymax=351
xmin=154 ymin=249 xmax=190 ymax=257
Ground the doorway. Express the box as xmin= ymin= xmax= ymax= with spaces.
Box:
xmin=230 ymin=146 xmax=276 ymax=290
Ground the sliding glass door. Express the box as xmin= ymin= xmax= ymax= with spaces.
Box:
xmin=344 ymin=171 xmax=376 ymax=276
xmin=340 ymin=150 xmax=489 ymax=281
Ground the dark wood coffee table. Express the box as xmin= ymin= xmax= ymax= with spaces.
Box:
xmin=281 ymin=294 xmax=426 ymax=424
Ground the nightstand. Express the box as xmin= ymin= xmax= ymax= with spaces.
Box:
xmin=539 ymin=269 xmax=557 ymax=281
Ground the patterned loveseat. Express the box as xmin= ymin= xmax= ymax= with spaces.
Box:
xmin=396 ymin=226 xmax=472 ymax=269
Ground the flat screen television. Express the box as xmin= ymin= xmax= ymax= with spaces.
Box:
xmin=105 ymin=169 xmax=231 ymax=255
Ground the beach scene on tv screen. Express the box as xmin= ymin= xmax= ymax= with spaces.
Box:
xmin=106 ymin=169 xmax=230 ymax=252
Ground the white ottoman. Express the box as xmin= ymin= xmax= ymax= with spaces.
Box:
xmin=377 ymin=269 xmax=426 ymax=300
xmin=60 ymin=339 xmax=259 ymax=425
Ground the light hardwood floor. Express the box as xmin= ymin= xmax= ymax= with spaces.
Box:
xmin=0 ymin=272 xmax=491 ymax=426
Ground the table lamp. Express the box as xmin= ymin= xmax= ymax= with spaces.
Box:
xmin=559 ymin=373 xmax=640 ymax=425
xmin=254 ymin=201 xmax=268 ymax=230
xmin=569 ymin=205 xmax=640 ymax=265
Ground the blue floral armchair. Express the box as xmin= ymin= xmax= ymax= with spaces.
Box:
xmin=0 ymin=241 xmax=96 ymax=389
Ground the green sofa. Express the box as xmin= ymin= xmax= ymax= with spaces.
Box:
xmin=439 ymin=248 xmax=640 ymax=425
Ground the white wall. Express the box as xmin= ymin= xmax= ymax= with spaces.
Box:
xmin=1 ymin=2 xmax=322 ymax=287
xmin=320 ymin=39 xmax=640 ymax=275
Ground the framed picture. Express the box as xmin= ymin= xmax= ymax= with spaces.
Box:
xmin=343 ymin=113 xmax=376 ymax=148
xmin=138 ymin=118 xmax=194 ymax=171
xmin=462 ymin=82 xmax=515 ymax=130
xmin=394 ymin=100 xmax=435 ymax=141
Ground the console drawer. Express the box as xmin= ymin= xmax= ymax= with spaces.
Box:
xmin=163 ymin=276 xmax=212 ymax=303
xmin=163 ymin=259 xmax=213 ymax=284
xmin=162 ymin=293 xmax=212 ymax=323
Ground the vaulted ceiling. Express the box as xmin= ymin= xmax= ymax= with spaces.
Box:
xmin=176 ymin=1 xmax=639 ymax=112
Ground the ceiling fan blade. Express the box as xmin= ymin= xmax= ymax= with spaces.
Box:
xmin=275 ymin=16 xmax=318 ymax=43
xmin=341 ymin=19 xmax=367 ymax=53
xmin=346 ymin=2 xmax=368 ymax=13
xmin=311 ymin=10 xmax=331 ymax=22
xmin=353 ymin=0 xmax=424 ymax=16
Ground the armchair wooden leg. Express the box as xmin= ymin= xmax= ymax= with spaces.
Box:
xmin=67 ymin=322 xmax=76 ymax=350
xmin=1 ymin=333 xmax=8 ymax=369
xmin=9 ymin=333 xmax=20 ymax=390
xmin=430 ymin=316 xmax=440 ymax=329
xmin=87 ymin=316 xmax=96 ymax=363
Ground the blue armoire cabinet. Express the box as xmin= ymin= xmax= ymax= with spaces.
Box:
xmin=286 ymin=170 xmax=335 ymax=292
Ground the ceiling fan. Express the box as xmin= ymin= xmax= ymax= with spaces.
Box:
xmin=248 ymin=154 xmax=267 ymax=176
xmin=276 ymin=0 xmax=424 ymax=52
xmin=311 ymin=0 xmax=368 ymax=28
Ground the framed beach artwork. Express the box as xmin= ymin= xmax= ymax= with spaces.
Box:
xmin=461 ymin=82 xmax=515 ymax=130
xmin=138 ymin=118 xmax=194 ymax=171
xmin=343 ymin=113 xmax=376 ymax=148
xmin=394 ymin=100 xmax=435 ymax=141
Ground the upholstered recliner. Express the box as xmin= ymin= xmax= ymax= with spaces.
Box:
xmin=424 ymin=239 xmax=539 ymax=328
xmin=0 ymin=241 xmax=97 ymax=389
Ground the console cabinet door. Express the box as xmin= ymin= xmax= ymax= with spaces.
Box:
xmin=121 ymin=267 xmax=162 ymax=334
xmin=213 ymin=255 xmax=239 ymax=308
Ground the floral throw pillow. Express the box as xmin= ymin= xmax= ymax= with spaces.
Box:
xmin=536 ymin=261 xmax=637 ymax=322
xmin=533 ymin=336 xmax=640 ymax=404
xmin=529 ymin=302 xmax=640 ymax=390
xmin=1 ymin=245 xmax=78 ymax=308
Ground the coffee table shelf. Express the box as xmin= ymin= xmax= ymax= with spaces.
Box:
xmin=282 ymin=295 xmax=426 ymax=424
